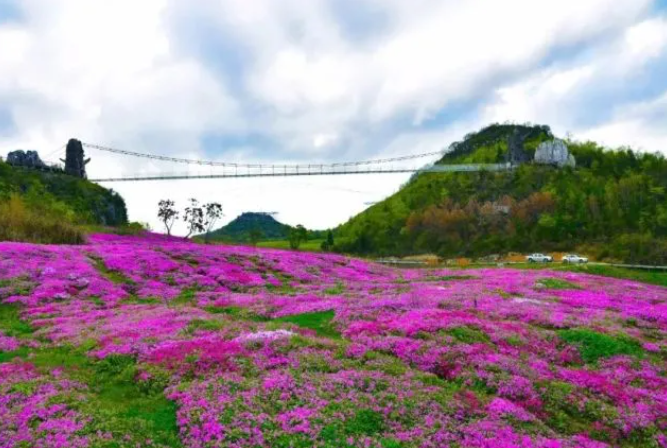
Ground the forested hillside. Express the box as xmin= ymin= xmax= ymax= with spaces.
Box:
xmin=207 ymin=212 xmax=292 ymax=242
xmin=0 ymin=161 xmax=127 ymax=225
xmin=335 ymin=124 xmax=667 ymax=264
xmin=0 ymin=161 xmax=128 ymax=243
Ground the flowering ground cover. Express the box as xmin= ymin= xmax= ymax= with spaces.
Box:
xmin=0 ymin=234 xmax=665 ymax=447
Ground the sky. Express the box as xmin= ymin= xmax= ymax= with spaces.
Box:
xmin=1 ymin=0 xmax=666 ymax=235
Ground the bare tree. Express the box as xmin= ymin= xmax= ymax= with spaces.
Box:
xmin=183 ymin=198 xmax=204 ymax=239
xmin=157 ymin=200 xmax=178 ymax=236
xmin=203 ymin=202 xmax=223 ymax=243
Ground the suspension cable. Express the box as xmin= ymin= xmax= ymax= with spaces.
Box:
xmin=82 ymin=142 xmax=444 ymax=169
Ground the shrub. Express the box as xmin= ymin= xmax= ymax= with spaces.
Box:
xmin=0 ymin=194 xmax=85 ymax=244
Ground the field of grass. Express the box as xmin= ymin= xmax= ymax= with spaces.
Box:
xmin=507 ymin=262 xmax=667 ymax=288
xmin=256 ymin=238 xmax=325 ymax=252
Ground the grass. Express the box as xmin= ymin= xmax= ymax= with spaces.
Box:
xmin=561 ymin=264 xmax=667 ymax=288
xmin=257 ymin=239 xmax=325 ymax=252
xmin=457 ymin=262 xmax=667 ymax=288
xmin=0 ymin=193 xmax=86 ymax=244
xmin=90 ymin=257 xmax=135 ymax=285
xmin=0 ymin=302 xmax=34 ymax=338
xmin=2 ymin=344 xmax=182 ymax=447
xmin=425 ymin=275 xmax=478 ymax=282
xmin=273 ymin=310 xmax=340 ymax=339
xmin=202 ymin=307 xmax=341 ymax=338
xmin=558 ymin=329 xmax=644 ymax=363
xmin=446 ymin=326 xmax=490 ymax=344
xmin=536 ymin=278 xmax=582 ymax=290
xmin=323 ymin=282 xmax=345 ymax=295
xmin=171 ymin=287 xmax=200 ymax=306
xmin=205 ymin=305 xmax=269 ymax=322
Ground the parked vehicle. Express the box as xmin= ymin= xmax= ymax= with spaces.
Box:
xmin=526 ymin=253 xmax=553 ymax=263
xmin=562 ymin=254 xmax=588 ymax=264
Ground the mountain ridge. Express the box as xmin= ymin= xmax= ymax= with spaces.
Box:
xmin=335 ymin=123 xmax=667 ymax=264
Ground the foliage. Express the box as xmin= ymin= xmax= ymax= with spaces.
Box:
xmin=0 ymin=159 xmax=127 ymax=226
xmin=335 ymin=124 xmax=667 ymax=264
xmin=202 ymin=202 xmax=224 ymax=243
xmin=0 ymin=193 xmax=86 ymax=244
xmin=183 ymin=198 xmax=204 ymax=239
xmin=321 ymin=229 xmax=335 ymax=251
xmin=249 ymin=227 xmax=263 ymax=247
xmin=158 ymin=199 xmax=179 ymax=236
xmin=206 ymin=211 xmax=290 ymax=242
xmin=289 ymin=224 xmax=308 ymax=250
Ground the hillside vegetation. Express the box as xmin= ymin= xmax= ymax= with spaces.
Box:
xmin=335 ymin=124 xmax=667 ymax=264
xmin=207 ymin=211 xmax=328 ymax=247
xmin=207 ymin=212 xmax=292 ymax=242
xmin=0 ymin=161 xmax=128 ymax=243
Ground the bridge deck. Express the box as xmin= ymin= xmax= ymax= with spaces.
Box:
xmin=89 ymin=164 xmax=513 ymax=182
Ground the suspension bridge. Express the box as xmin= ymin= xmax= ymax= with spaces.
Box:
xmin=35 ymin=140 xmax=516 ymax=182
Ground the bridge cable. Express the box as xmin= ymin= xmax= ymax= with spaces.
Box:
xmin=82 ymin=142 xmax=444 ymax=169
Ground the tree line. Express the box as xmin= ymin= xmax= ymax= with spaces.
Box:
xmin=335 ymin=137 xmax=667 ymax=264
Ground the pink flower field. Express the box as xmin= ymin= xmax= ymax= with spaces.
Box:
xmin=0 ymin=233 xmax=665 ymax=448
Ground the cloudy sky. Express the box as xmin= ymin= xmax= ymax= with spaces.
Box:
xmin=1 ymin=0 xmax=666 ymax=234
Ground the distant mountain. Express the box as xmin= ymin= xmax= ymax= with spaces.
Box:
xmin=207 ymin=212 xmax=292 ymax=242
xmin=335 ymin=123 xmax=667 ymax=264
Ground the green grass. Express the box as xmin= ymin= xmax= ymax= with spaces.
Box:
xmin=171 ymin=287 xmax=200 ymax=307
xmin=462 ymin=262 xmax=667 ymax=288
xmin=0 ymin=303 xmax=34 ymax=338
xmin=3 ymin=345 xmax=181 ymax=446
xmin=425 ymin=275 xmax=478 ymax=282
xmin=204 ymin=305 xmax=269 ymax=322
xmin=536 ymin=278 xmax=582 ymax=290
xmin=273 ymin=310 xmax=340 ymax=339
xmin=184 ymin=318 xmax=225 ymax=334
xmin=561 ymin=264 xmax=667 ymax=288
xmin=446 ymin=326 xmax=490 ymax=344
xmin=257 ymin=239 xmax=325 ymax=252
xmin=323 ymin=282 xmax=345 ymax=295
xmin=559 ymin=329 xmax=644 ymax=363
xmin=0 ymin=346 xmax=30 ymax=363
xmin=90 ymin=257 xmax=135 ymax=285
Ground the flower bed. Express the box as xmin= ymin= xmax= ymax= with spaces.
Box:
xmin=0 ymin=234 xmax=665 ymax=447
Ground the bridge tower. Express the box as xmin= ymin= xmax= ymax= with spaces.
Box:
xmin=61 ymin=139 xmax=91 ymax=178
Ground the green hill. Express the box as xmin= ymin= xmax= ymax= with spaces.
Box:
xmin=335 ymin=123 xmax=667 ymax=264
xmin=208 ymin=212 xmax=292 ymax=242
xmin=0 ymin=161 xmax=127 ymax=225
xmin=0 ymin=160 xmax=128 ymax=243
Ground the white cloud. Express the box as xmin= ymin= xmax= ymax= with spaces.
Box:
xmin=313 ymin=133 xmax=339 ymax=149
xmin=577 ymin=91 xmax=667 ymax=152
xmin=1 ymin=0 xmax=665 ymax=232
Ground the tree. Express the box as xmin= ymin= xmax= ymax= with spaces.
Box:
xmin=289 ymin=224 xmax=308 ymax=250
xmin=157 ymin=199 xmax=178 ymax=236
xmin=202 ymin=202 xmax=223 ymax=243
xmin=321 ymin=229 xmax=335 ymax=251
xmin=183 ymin=198 xmax=204 ymax=239
xmin=249 ymin=227 xmax=263 ymax=247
